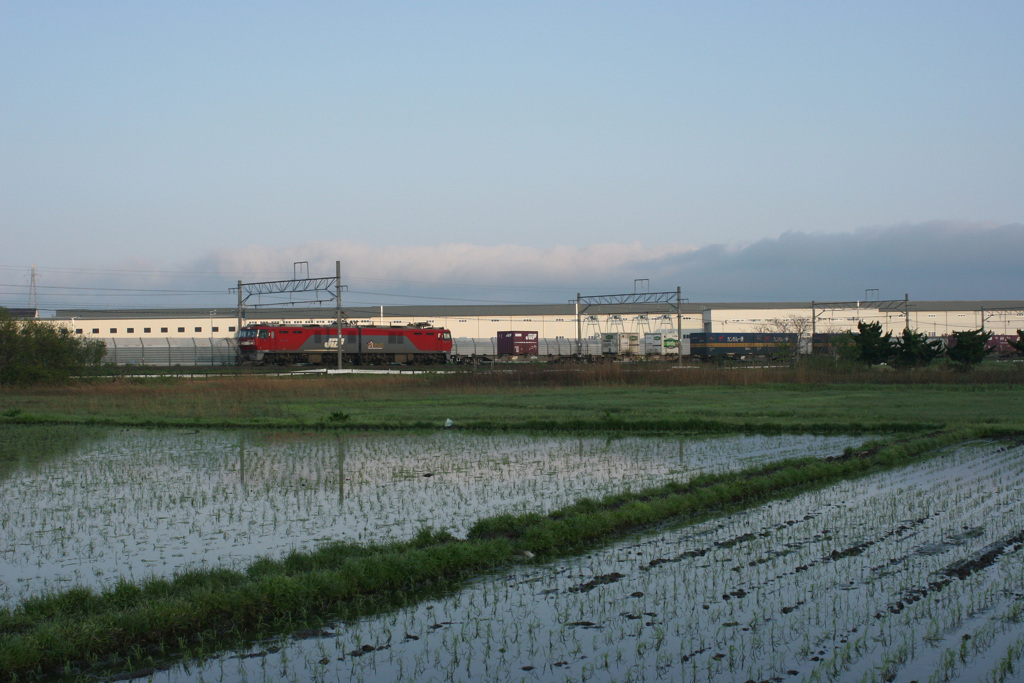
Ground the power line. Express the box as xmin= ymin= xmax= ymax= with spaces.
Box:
xmin=0 ymin=263 xmax=274 ymax=278
xmin=0 ymin=283 xmax=225 ymax=294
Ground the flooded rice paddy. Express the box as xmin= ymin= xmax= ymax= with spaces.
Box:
xmin=143 ymin=439 xmax=1024 ymax=683
xmin=0 ymin=427 xmax=864 ymax=608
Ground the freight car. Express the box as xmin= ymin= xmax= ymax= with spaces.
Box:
xmin=450 ymin=336 xmax=602 ymax=363
xmin=688 ymin=332 xmax=799 ymax=359
xmin=237 ymin=323 xmax=452 ymax=365
xmin=497 ymin=331 xmax=539 ymax=356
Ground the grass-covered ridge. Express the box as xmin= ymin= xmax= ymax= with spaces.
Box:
xmin=0 ymin=427 xmax=1012 ymax=681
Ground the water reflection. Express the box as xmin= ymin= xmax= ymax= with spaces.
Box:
xmin=0 ymin=428 xmax=867 ymax=608
xmin=338 ymin=435 xmax=345 ymax=507
xmin=237 ymin=436 xmax=246 ymax=491
xmin=0 ymin=424 xmax=109 ymax=480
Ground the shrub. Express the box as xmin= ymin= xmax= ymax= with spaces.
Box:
xmin=947 ymin=328 xmax=993 ymax=369
xmin=0 ymin=308 xmax=106 ymax=384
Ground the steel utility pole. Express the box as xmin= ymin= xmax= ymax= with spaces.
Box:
xmin=29 ymin=265 xmax=38 ymax=310
xmin=677 ymin=286 xmax=682 ymax=367
xmin=236 ymin=281 xmax=243 ymax=363
xmin=810 ymin=300 xmax=816 ymax=355
xmin=336 ymin=261 xmax=343 ymax=371
xmin=576 ymin=293 xmax=582 ymax=356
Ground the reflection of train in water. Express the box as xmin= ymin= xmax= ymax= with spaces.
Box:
xmin=238 ymin=323 xmax=452 ymax=365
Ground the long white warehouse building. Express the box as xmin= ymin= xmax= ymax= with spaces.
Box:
xmin=0 ymin=299 xmax=1012 ymax=366
xmin=48 ymin=299 xmax=1024 ymax=341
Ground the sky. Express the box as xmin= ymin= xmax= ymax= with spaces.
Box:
xmin=1 ymin=2 xmax=1022 ymax=311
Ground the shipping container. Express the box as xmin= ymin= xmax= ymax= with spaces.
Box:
xmin=497 ymin=331 xmax=539 ymax=355
xmin=628 ymin=333 xmax=640 ymax=354
xmin=642 ymin=333 xmax=663 ymax=355
xmin=601 ymin=333 xmax=631 ymax=354
xmin=689 ymin=332 xmax=798 ymax=358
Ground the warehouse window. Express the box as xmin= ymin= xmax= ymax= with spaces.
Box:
xmin=161 ymin=327 xmax=168 ymax=333
xmin=110 ymin=328 xmax=117 ymax=334
xmin=177 ymin=327 xmax=185 ymax=333
xmin=212 ymin=326 xmax=219 ymax=332
xmin=75 ymin=328 xmax=83 ymax=334
xmin=92 ymin=328 xmax=99 ymax=334
xmin=144 ymin=327 xmax=151 ymax=333
xmin=228 ymin=326 xmax=235 ymax=332
xmin=126 ymin=328 xmax=134 ymax=334
xmin=195 ymin=327 xmax=202 ymax=333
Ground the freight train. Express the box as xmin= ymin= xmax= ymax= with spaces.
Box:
xmin=237 ymin=324 xmax=802 ymax=366
xmin=238 ymin=323 xmax=452 ymax=365
xmin=451 ymin=331 xmax=798 ymax=363
xmin=688 ymin=332 xmax=799 ymax=359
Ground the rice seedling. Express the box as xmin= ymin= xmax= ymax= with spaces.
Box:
xmin=2 ymin=426 xmax=1022 ymax=680
xmin=128 ymin=438 xmax=1024 ymax=683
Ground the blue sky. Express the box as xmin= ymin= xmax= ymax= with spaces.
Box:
xmin=1 ymin=2 xmax=1022 ymax=310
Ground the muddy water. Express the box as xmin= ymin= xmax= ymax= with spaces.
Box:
xmin=0 ymin=427 xmax=864 ymax=607
xmin=147 ymin=440 xmax=1024 ymax=683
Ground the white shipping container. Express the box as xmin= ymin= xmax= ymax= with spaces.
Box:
xmin=642 ymin=333 xmax=664 ymax=355
xmin=601 ymin=333 xmax=632 ymax=354
xmin=669 ymin=338 xmax=686 ymax=355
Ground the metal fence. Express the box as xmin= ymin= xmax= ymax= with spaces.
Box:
xmin=99 ymin=338 xmax=237 ymax=366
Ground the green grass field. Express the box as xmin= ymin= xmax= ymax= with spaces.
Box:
xmin=2 ymin=364 xmax=1023 ymax=433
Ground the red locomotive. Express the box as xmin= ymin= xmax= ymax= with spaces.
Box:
xmin=237 ymin=323 xmax=452 ymax=365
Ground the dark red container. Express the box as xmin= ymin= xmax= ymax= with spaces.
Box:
xmin=497 ymin=331 xmax=539 ymax=355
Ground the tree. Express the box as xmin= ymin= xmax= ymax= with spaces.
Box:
xmin=755 ymin=315 xmax=812 ymax=363
xmin=1010 ymin=329 xmax=1024 ymax=355
xmin=852 ymin=321 xmax=895 ymax=366
xmin=946 ymin=328 xmax=992 ymax=369
xmin=828 ymin=331 xmax=860 ymax=363
xmin=892 ymin=328 xmax=943 ymax=368
xmin=757 ymin=315 xmax=813 ymax=336
xmin=0 ymin=308 xmax=106 ymax=384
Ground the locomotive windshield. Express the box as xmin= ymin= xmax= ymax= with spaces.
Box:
xmin=239 ymin=329 xmax=270 ymax=339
